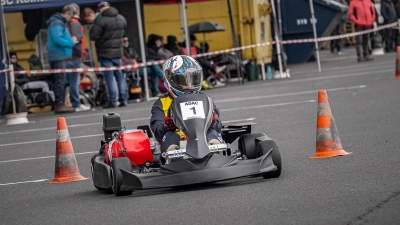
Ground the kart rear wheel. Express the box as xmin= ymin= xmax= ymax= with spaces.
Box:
xmin=91 ymin=153 xmax=110 ymax=191
xmin=256 ymin=138 xmax=282 ymax=179
xmin=238 ymin=133 xmax=267 ymax=159
xmin=110 ymin=157 xmax=133 ymax=196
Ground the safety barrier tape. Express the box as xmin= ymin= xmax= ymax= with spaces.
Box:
xmin=1 ymin=22 xmax=397 ymax=75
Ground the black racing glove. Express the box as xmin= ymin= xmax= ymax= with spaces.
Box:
xmin=164 ymin=116 xmax=177 ymax=131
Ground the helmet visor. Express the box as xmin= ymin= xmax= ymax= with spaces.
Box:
xmin=171 ymin=69 xmax=202 ymax=88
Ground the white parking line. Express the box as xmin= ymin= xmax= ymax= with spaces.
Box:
xmin=0 ymin=118 xmax=256 ymax=147
xmin=221 ymin=99 xmax=315 ymax=112
xmin=216 ymin=85 xmax=366 ymax=103
xmin=0 ymin=85 xmax=366 ymax=136
xmin=0 ymin=179 xmax=48 ymax=186
xmin=39 ymin=107 xmax=150 ymax=122
xmin=0 ymin=117 xmax=151 ymax=136
xmin=263 ymin=69 xmax=391 ymax=86
xmin=0 ymin=134 xmax=103 ymax=147
xmin=0 ymin=151 xmax=98 ymax=164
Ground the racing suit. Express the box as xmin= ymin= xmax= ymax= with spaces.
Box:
xmin=150 ymin=93 xmax=224 ymax=153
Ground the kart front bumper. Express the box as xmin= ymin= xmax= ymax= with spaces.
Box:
xmin=120 ymin=150 xmax=276 ymax=190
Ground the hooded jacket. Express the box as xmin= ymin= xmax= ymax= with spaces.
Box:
xmin=349 ymin=0 xmax=376 ymax=28
xmin=90 ymin=7 xmax=127 ymax=59
xmin=381 ymin=0 xmax=398 ymax=24
xmin=46 ymin=13 xmax=75 ymax=61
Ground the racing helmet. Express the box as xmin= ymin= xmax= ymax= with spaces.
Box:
xmin=163 ymin=55 xmax=203 ymax=98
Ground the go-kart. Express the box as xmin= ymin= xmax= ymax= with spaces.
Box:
xmin=91 ymin=94 xmax=282 ymax=196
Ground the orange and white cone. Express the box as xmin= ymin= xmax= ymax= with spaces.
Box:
xmin=395 ymin=46 xmax=400 ymax=79
xmin=310 ymin=90 xmax=351 ymax=159
xmin=49 ymin=117 xmax=87 ymax=184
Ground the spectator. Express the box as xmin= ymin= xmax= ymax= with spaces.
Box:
xmin=157 ymin=36 xmax=174 ymax=60
xmin=123 ymin=37 xmax=165 ymax=97
xmin=374 ymin=0 xmax=385 ymax=26
xmin=330 ymin=23 xmax=344 ymax=55
xmin=348 ymin=0 xmax=376 ymax=62
xmin=165 ymin=35 xmax=184 ymax=56
xmin=146 ymin=34 xmax=163 ymax=61
xmin=182 ymin=34 xmax=226 ymax=88
xmin=67 ymin=3 xmax=91 ymax=112
xmin=381 ymin=0 xmax=398 ymax=52
xmin=9 ymin=51 xmax=55 ymax=102
xmin=47 ymin=5 xmax=77 ymax=113
xmin=89 ymin=2 xmax=128 ymax=108
xmin=81 ymin=7 xmax=101 ymax=24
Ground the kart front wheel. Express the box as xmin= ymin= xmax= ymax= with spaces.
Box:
xmin=110 ymin=157 xmax=133 ymax=196
xmin=238 ymin=133 xmax=267 ymax=159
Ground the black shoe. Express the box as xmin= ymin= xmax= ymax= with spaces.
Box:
xmin=357 ymin=57 xmax=363 ymax=62
xmin=364 ymin=55 xmax=374 ymax=61
xmin=119 ymin=101 xmax=128 ymax=107
xmin=103 ymin=102 xmax=118 ymax=109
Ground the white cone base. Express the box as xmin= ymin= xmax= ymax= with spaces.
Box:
xmin=372 ymin=48 xmax=385 ymax=56
xmin=5 ymin=112 xmax=29 ymax=125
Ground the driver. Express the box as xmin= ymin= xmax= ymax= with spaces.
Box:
xmin=150 ymin=55 xmax=224 ymax=159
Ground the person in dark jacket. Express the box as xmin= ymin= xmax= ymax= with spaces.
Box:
xmin=47 ymin=5 xmax=77 ymax=113
xmin=67 ymin=3 xmax=90 ymax=112
xmin=146 ymin=34 xmax=163 ymax=61
xmin=165 ymin=35 xmax=184 ymax=56
xmin=89 ymin=2 xmax=127 ymax=108
xmin=381 ymin=0 xmax=398 ymax=51
xmin=349 ymin=0 xmax=376 ymax=62
xmin=122 ymin=36 xmax=164 ymax=97
xmin=150 ymin=55 xmax=223 ymax=163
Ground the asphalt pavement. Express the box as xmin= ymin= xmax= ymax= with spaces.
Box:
xmin=0 ymin=48 xmax=399 ymax=225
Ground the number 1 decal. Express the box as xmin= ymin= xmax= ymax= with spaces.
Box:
xmin=180 ymin=101 xmax=205 ymax=120
xmin=189 ymin=107 xmax=196 ymax=115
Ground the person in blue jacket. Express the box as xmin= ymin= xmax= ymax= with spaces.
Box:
xmin=47 ymin=5 xmax=78 ymax=113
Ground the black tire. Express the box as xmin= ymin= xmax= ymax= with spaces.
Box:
xmin=90 ymin=154 xmax=110 ymax=191
xmin=256 ymin=138 xmax=282 ymax=179
xmin=238 ymin=133 xmax=266 ymax=159
xmin=110 ymin=157 xmax=133 ymax=196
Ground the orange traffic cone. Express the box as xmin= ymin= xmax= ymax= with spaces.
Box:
xmin=395 ymin=46 xmax=400 ymax=79
xmin=49 ymin=117 xmax=87 ymax=184
xmin=310 ymin=90 xmax=351 ymax=159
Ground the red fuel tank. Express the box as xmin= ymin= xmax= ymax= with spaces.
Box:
xmin=104 ymin=130 xmax=153 ymax=166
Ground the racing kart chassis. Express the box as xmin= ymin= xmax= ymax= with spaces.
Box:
xmin=91 ymin=94 xmax=282 ymax=195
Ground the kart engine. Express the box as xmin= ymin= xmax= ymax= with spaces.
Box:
xmin=102 ymin=112 xmax=156 ymax=167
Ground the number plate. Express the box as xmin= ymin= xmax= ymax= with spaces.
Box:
xmin=180 ymin=101 xmax=206 ymax=120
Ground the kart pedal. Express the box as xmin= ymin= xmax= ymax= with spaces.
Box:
xmin=208 ymin=139 xmax=223 ymax=155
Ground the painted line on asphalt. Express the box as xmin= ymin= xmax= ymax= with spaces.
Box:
xmin=221 ymin=99 xmax=315 ymax=112
xmin=0 ymin=118 xmax=256 ymax=147
xmin=263 ymin=69 xmax=391 ymax=86
xmin=0 ymin=151 xmax=98 ymax=164
xmin=0 ymin=85 xmax=365 ymax=136
xmin=0 ymin=117 xmax=255 ymax=136
xmin=0 ymin=134 xmax=103 ymax=147
xmin=291 ymin=60 xmax=392 ymax=76
xmin=0 ymin=117 xmax=151 ymax=136
xmin=216 ymin=85 xmax=366 ymax=103
xmin=39 ymin=107 xmax=151 ymax=122
xmin=0 ymin=179 xmax=48 ymax=186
